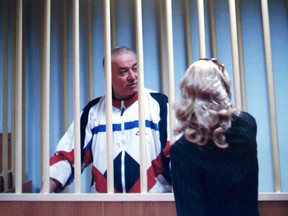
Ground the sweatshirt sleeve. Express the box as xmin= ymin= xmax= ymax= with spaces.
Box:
xmin=49 ymin=122 xmax=75 ymax=189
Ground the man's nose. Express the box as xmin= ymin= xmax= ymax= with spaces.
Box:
xmin=128 ymin=69 xmax=137 ymax=80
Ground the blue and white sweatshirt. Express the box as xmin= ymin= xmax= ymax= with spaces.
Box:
xmin=49 ymin=89 xmax=172 ymax=193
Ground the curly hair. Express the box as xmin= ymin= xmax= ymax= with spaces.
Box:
xmin=173 ymin=59 xmax=239 ymax=148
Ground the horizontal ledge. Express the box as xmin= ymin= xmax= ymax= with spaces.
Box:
xmin=0 ymin=192 xmax=288 ymax=202
xmin=0 ymin=193 xmax=173 ymax=202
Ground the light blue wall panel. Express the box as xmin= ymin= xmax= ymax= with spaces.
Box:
xmin=0 ymin=0 xmax=287 ymax=193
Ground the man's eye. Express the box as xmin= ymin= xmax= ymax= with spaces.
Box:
xmin=132 ymin=67 xmax=137 ymax=72
xmin=119 ymin=69 xmax=128 ymax=75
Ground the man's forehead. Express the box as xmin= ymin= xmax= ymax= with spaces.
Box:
xmin=112 ymin=53 xmax=137 ymax=67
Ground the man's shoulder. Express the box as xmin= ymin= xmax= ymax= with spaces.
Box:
xmin=82 ymin=96 xmax=103 ymax=112
xmin=80 ymin=96 xmax=104 ymax=126
xmin=145 ymin=88 xmax=168 ymax=104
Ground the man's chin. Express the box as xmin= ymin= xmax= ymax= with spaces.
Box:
xmin=127 ymin=85 xmax=138 ymax=92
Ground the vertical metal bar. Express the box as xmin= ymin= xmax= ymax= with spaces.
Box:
xmin=2 ymin=0 xmax=9 ymax=192
xmin=208 ymin=0 xmax=218 ymax=58
xmin=73 ymin=0 xmax=81 ymax=193
xmin=184 ymin=0 xmax=193 ymax=66
xmin=104 ymin=0 xmax=114 ymax=193
xmin=87 ymin=0 xmax=94 ymax=101
xmin=165 ymin=0 xmax=176 ymax=145
xmin=15 ymin=0 xmax=23 ymax=193
xmin=260 ymin=0 xmax=281 ymax=192
xmin=236 ymin=0 xmax=247 ymax=111
xmin=228 ymin=0 xmax=242 ymax=109
xmin=159 ymin=0 xmax=168 ymax=95
xmin=41 ymin=0 xmax=51 ymax=193
xmin=135 ymin=0 xmax=147 ymax=193
xmin=197 ymin=0 xmax=206 ymax=57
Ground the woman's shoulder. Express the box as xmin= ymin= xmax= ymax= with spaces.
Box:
xmin=232 ymin=111 xmax=257 ymax=134
xmin=171 ymin=136 xmax=186 ymax=151
xmin=170 ymin=135 xmax=198 ymax=155
xmin=235 ymin=111 xmax=256 ymax=125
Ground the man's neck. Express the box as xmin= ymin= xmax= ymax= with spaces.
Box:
xmin=112 ymin=93 xmax=136 ymax=101
xmin=112 ymin=92 xmax=139 ymax=109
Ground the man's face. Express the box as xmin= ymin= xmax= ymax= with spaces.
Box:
xmin=111 ymin=52 xmax=138 ymax=100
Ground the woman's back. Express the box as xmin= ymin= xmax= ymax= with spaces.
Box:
xmin=171 ymin=112 xmax=259 ymax=216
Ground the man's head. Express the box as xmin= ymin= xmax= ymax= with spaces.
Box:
xmin=103 ymin=46 xmax=138 ymax=100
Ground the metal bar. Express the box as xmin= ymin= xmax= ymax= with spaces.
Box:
xmin=73 ymin=0 xmax=81 ymax=193
xmin=236 ymin=0 xmax=247 ymax=111
xmin=208 ymin=0 xmax=217 ymax=58
xmin=15 ymin=0 xmax=23 ymax=193
xmin=135 ymin=0 xmax=147 ymax=193
xmin=41 ymin=0 xmax=51 ymax=193
xmin=104 ymin=0 xmax=114 ymax=193
xmin=197 ymin=0 xmax=206 ymax=57
xmin=87 ymin=0 xmax=94 ymax=101
xmin=165 ymin=0 xmax=176 ymax=145
xmin=260 ymin=0 xmax=281 ymax=192
xmin=184 ymin=0 xmax=193 ymax=66
xmin=228 ymin=0 xmax=242 ymax=109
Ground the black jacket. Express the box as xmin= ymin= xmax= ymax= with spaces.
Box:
xmin=171 ymin=112 xmax=259 ymax=216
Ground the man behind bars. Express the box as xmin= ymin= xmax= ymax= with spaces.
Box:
xmin=40 ymin=46 xmax=172 ymax=193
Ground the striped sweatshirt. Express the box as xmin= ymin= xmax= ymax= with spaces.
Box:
xmin=49 ymin=89 xmax=172 ymax=193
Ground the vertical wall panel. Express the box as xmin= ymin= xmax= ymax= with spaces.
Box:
xmin=11 ymin=0 xmax=17 ymax=190
xmin=22 ymin=0 xmax=27 ymax=186
xmin=61 ymin=1 xmax=70 ymax=193
xmin=87 ymin=0 xmax=94 ymax=101
xmin=184 ymin=0 xmax=192 ymax=66
xmin=63 ymin=0 xmax=69 ymax=131
xmin=111 ymin=0 xmax=117 ymax=47
xmin=2 ymin=0 xmax=9 ymax=192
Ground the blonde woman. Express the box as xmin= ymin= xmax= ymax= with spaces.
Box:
xmin=171 ymin=59 xmax=259 ymax=216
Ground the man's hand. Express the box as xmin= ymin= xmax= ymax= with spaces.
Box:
xmin=39 ymin=178 xmax=61 ymax=193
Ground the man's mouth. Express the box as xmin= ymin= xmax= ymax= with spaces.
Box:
xmin=127 ymin=83 xmax=137 ymax=87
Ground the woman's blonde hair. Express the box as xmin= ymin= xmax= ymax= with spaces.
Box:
xmin=174 ymin=59 xmax=239 ymax=148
